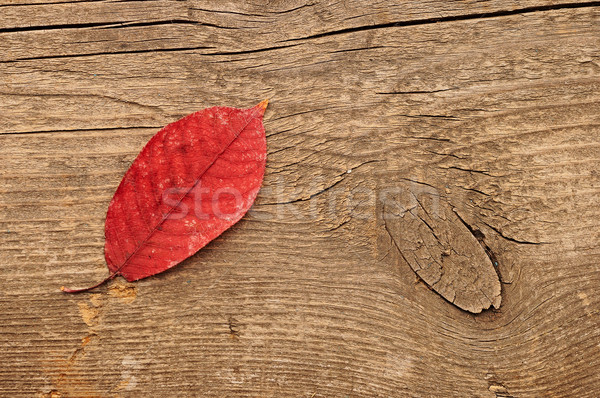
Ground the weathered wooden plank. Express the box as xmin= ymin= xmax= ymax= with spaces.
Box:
xmin=1 ymin=0 xmax=597 ymax=33
xmin=1 ymin=1 xmax=600 ymax=397
xmin=1 ymin=0 xmax=598 ymax=62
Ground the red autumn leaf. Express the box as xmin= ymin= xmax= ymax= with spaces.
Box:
xmin=62 ymin=100 xmax=268 ymax=293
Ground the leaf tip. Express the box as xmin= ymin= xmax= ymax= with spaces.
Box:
xmin=255 ymin=99 xmax=269 ymax=114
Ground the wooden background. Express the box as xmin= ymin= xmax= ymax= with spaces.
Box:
xmin=1 ymin=0 xmax=600 ymax=396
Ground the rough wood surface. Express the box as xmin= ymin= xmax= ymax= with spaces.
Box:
xmin=1 ymin=0 xmax=600 ymax=396
xmin=383 ymin=185 xmax=502 ymax=313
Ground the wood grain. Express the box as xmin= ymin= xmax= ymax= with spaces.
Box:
xmin=1 ymin=0 xmax=600 ymax=397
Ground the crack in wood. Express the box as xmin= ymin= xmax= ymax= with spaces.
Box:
xmin=282 ymin=1 xmax=600 ymax=42
xmin=0 ymin=126 xmax=159 ymax=136
xmin=1 ymin=46 xmax=214 ymax=63
xmin=0 ymin=19 xmax=238 ymax=34
xmin=0 ymin=0 xmax=101 ymax=7
xmin=481 ymin=220 xmax=546 ymax=245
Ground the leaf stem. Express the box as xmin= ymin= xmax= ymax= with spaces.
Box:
xmin=61 ymin=272 xmax=119 ymax=294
